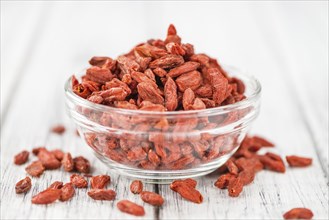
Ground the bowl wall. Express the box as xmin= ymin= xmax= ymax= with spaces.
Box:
xmin=65 ymin=66 xmax=261 ymax=182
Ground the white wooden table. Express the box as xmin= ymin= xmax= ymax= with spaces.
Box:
xmin=1 ymin=1 xmax=328 ymax=219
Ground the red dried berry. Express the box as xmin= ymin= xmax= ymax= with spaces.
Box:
xmin=15 ymin=177 xmax=32 ymax=194
xmin=73 ymin=156 xmax=90 ymax=173
xmin=286 ymin=155 xmax=312 ymax=167
xmin=90 ymin=175 xmax=111 ymax=189
xmin=60 ymin=183 xmax=75 ymax=202
xmin=14 ymin=150 xmax=29 ymax=165
xmin=32 ymin=189 xmax=61 ymax=205
xmin=130 ymin=180 xmax=143 ymax=194
xmin=140 ymin=191 xmax=164 ymax=206
xmin=25 ymin=161 xmax=45 ymax=177
xmin=117 ymin=200 xmax=145 ymax=216
xmin=51 ymin=125 xmax=66 ymax=134
xmin=283 ymin=208 xmax=314 ymax=219
xmin=88 ymin=189 xmax=116 ymax=201
xmin=70 ymin=174 xmax=88 ymax=188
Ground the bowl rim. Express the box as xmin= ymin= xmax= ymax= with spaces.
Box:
xmin=64 ymin=65 xmax=261 ymax=117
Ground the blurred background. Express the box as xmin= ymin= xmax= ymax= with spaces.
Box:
xmin=2 ymin=1 xmax=327 ymax=141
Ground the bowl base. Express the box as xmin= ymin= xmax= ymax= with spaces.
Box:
xmin=94 ymin=152 xmax=234 ymax=184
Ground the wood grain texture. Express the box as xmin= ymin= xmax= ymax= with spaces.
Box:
xmin=1 ymin=1 xmax=328 ymax=219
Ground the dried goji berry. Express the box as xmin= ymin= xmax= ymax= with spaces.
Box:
xmin=227 ymin=177 xmax=243 ymax=197
xmin=90 ymin=175 xmax=111 ymax=189
xmin=48 ymin=181 xmax=63 ymax=189
xmin=283 ymin=208 xmax=314 ymax=219
xmin=25 ymin=161 xmax=45 ymax=177
xmin=70 ymin=174 xmax=88 ymax=188
xmin=214 ymin=173 xmax=236 ymax=189
xmin=60 ymin=183 xmax=75 ymax=202
xmin=88 ymin=189 xmax=116 ymax=201
xmin=170 ymin=179 xmax=203 ymax=203
xmin=32 ymin=189 xmax=61 ymax=205
xmin=14 ymin=150 xmax=29 ymax=165
xmin=140 ymin=191 xmax=164 ymax=206
xmin=117 ymin=200 xmax=145 ymax=216
xmin=51 ymin=125 xmax=66 ymax=134
xmin=15 ymin=177 xmax=32 ymax=194
xmin=62 ymin=153 xmax=74 ymax=172
xmin=130 ymin=180 xmax=143 ymax=194
xmin=37 ymin=149 xmax=61 ymax=170
xmin=73 ymin=156 xmax=90 ymax=173
xmin=286 ymin=155 xmax=312 ymax=167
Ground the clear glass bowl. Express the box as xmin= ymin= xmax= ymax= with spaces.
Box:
xmin=64 ymin=65 xmax=261 ymax=183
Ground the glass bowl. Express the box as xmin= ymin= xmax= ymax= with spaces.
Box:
xmin=64 ymin=65 xmax=261 ymax=183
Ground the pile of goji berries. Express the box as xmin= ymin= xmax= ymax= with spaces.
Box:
xmin=14 ymin=125 xmax=313 ymax=219
xmin=68 ymin=25 xmax=253 ymax=172
xmin=72 ymin=24 xmax=245 ymax=111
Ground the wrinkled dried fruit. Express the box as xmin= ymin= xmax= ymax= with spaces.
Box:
xmin=25 ymin=161 xmax=45 ymax=177
xmin=149 ymin=54 xmax=184 ymax=69
xmin=259 ymin=153 xmax=285 ymax=173
xmin=32 ymin=189 xmax=61 ymax=205
xmin=137 ymin=82 xmax=164 ymax=105
xmin=176 ymin=70 xmax=202 ymax=92
xmin=127 ymin=147 xmax=147 ymax=161
xmin=209 ymin=68 xmax=228 ymax=105
xmin=38 ymin=149 xmax=61 ymax=170
xmin=235 ymin=157 xmax=264 ymax=173
xmin=70 ymin=174 xmax=88 ymax=188
xmin=62 ymin=153 xmax=74 ymax=172
xmin=164 ymin=77 xmax=178 ymax=111
xmin=49 ymin=181 xmax=63 ymax=189
xmin=214 ymin=173 xmax=236 ymax=189
xmin=60 ymin=183 xmax=75 ymax=202
xmin=227 ymin=177 xmax=243 ymax=197
xmin=117 ymin=200 xmax=145 ymax=216
xmin=153 ymin=68 xmax=167 ymax=77
xmin=238 ymin=170 xmax=255 ymax=186
xmin=86 ymin=66 xmax=114 ymax=84
xmin=50 ymin=149 xmax=64 ymax=161
xmin=190 ymin=54 xmax=209 ymax=66
xmin=170 ymin=179 xmax=203 ymax=203
xmin=168 ymin=61 xmax=200 ymax=77
xmin=51 ymin=125 xmax=66 ymax=134
xmin=140 ymin=191 xmax=164 ymax=206
xmin=286 ymin=155 xmax=312 ymax=167
xmin=182 ymin=178 xmax=198 ymax=188
xmin=283 ymin=208 xmax=314 ymax=219
xmin=88 ymin=189 xmax=116 ymax=201
xmin=32 ymin=147 xmax=46 ymax=156
xmin=14 ymin=150 xmax=29 ymax=165
xmin=226 ymin=159 xmax=239 ymax=175
xmin=130 ymin=180 xmax=143 ymax=194
xmin=166 ymin=42 xmax=185 ymax=56
xmin=148 ymin=149 xmax=161 ymax=166
xmin=73 ymin=156 xmax=90 ymax=173
xmin=131 ymin=71 xmax=155 ymax=84
xmin=182 ymin=88 xmax=195 ymax=110
xmin=171 ymin=183 xmax=203 ymax=203
xmin=90 ymin=175 xmax=111 ymax=189
xmin=15 ymin=177 xmax=32 ymax=194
